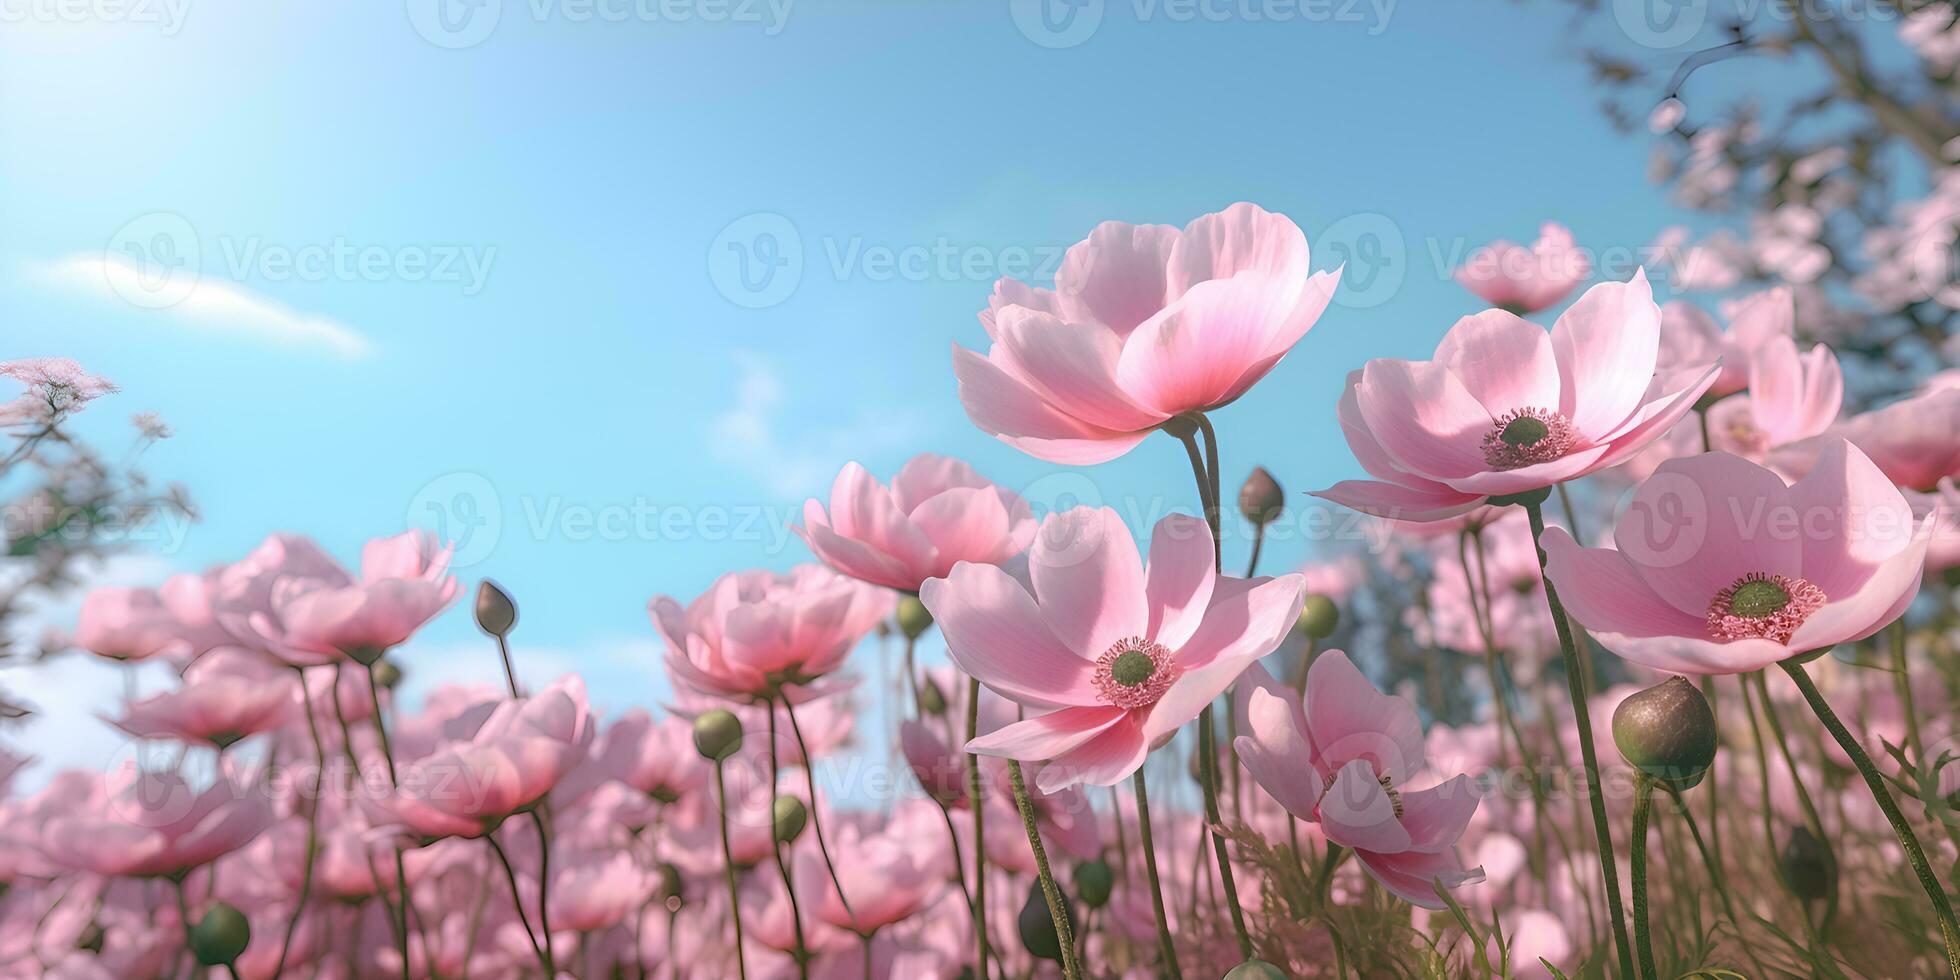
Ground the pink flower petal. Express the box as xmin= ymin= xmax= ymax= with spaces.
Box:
xmin=1052 ymin=220 xmax=1179 ymax=335
xmin=1234 ymin=684 xmax=1322 ymax=821
xmin=1398 ymin=775 xmax=1481 ymax=853
xmin=920 ymin=561 xmax=1098 ymax=709
xmin=1788 ymin=439 xmax=1918 ymax=599
xmin=1029 ymin=507 xmax=1149 ymax=659
xmin=1319 ymin=759 xmax=1413 ymax=854
xmin=1355 ymin=358 xmax=1492 ymax=481
xmin=1163 ymin=201 xmax=1312 ymax=300
xmin=1173 ymin=572 xmax=1306 ymax=673
xmin=1551 ymin=270 xmax=1663 ymax=440
xmin=1306 ymin=650 xmax=1425 ymax=785
xmin=1540 ymin=527 xmax=1704 ymax=639
xmin=1142 ymin=514 xmax=1217 ymax=650
xmin=1432 ymin=310 xmax=1562 ymax=418
xmin=965 ymin=706 xmax=1128 ymax=761
xmin=951 ymin=344 xmax=1150 ymax=465
xmin=1789 ymin=517 xmax=1932 ymax=652
xmin=1619 ymin=452 xmax=1802 ymax=618
xmin=1114 ymin=273 xmax=1324 ymax=417
xmin=1310 ymin=478 xmax=1487 ymax=522
xmin=1035 ymin=716 xmax=1150 ymax=791
xmin=1353 ymin=846 xmax=1485 ymax=910
xmin=992 ymin=306 xmax=1162 ymax=431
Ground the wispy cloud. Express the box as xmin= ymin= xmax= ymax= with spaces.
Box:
xmin=709 ymin=350 xmax=924 ymax=498
xmin=31 ymin=252 xmax=373 ymax=359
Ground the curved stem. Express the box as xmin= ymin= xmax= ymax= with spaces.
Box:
xmin=1132 ymin=769 xmax=1183 ymax=980
xmin=1521 ymin=496 xmax=1636 ymax=980
xmin=486 ymin=833 xmax=551 ymax=973
xmin=1630 ymin=775 xmax=1658 ymax=980
xmin=782 ymin=696 xmax=854 ymax=924
xmin=1182 ymin=415 xmax=1254 ymax=958
xmin=766 ymin=701 xmax=811 ymax=977
xmin=1779 ymin=659 xmax=1960 ymax=978
xmin=273 ymin=669 xmax=326 ymax=978
xmin=712 ymin=758 xmax=750 ymax=980
xmin=528 ymin=811 xmax=556 ymax=971
xmin=1005 ymin=759 xmax=1079 ymax=979
xmin=965 ymin=677 xmax=989 ymax=980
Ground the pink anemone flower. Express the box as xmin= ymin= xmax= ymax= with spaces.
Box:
xmin=1233 ymin=654 xmax=1484 ymax=909
xmin=919 ymin=506 xmax=1305 ymax=792
xmin=1312 ymin=270 xmax=1719 ymax=522
xmin=239 ymin=530 xmax=459 ymax=666
xmin=796 ymin=453 xmax=1035 ymax=592
xmin=103 ymin=648 xmax=298 ymax=749
xmin=1543 ymin=441 xmax=1934 ymax=674
xmin=952 ymin=202 xmax=1341 ymax=465
xmin=1770 ymin=384 xmax=1960 ymax=492
xmin=1655 ymin=287 xmax=1795 ymax=398
xmin=1452 ymin=222 xmax=1590 ymax=314
xmin=36 ymin=769 xmax=274 ymax=879
xmin=651 ymin=565 xmax=892 ymax=702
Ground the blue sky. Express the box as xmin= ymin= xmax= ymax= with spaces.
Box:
xmin=0 ymin=0 xmax=1794 ymax=773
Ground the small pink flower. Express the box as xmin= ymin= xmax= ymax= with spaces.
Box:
xmin=796 ymin=453 xmax=1035 ymax=592
xmin=103 ymin=647 xmax=298 ymax=748
xmin=36 ymin=768 xmax=273 ymax=879
xmin=953 ymin=202 xmax=1341 ymax=465
xmin=0 ymin=357 xmax=117 ymax=424
xmin=920 ymin=507 xmax=1305 ymax=791
xmin=1700 ymin=333 xmax=1842 ymax=461
xmin=1544 ymin=441 xmax=1933 ymax=674
xmin=1770 ymin=384 xmax=1960 ymax=492
xmin=1312 ymin=271 xmax=1719 ymax=521
xmin=375 ymin=676 xmax=594 ymax=839
xmin=1453 ymin=223 xmax=1590 ymax=314
xmin=1233 ymin=654 xmax=1484 ymax=909
xmin=556 ymin=708 xmax=706 ymax=805
xmin=651 ymin=565 xmax=892 ymax=702
xmin=74 ymin=587 xmax=195 ymax=662
xmin=241 ymin=530 xmax=459 ymax=665
xmin=548 ymin=849 xmax=657 ymax=932
xmin=1655 ymin=287 xmax=1797 ymax=398
xmin=807 ymin=822 xmax=944 ymax=935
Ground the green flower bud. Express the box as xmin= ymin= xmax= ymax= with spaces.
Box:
xmin=1224 ymin=962 xmax=1290 ymax=980
xmin=1779 ymin=825 xmax=1837 ymax=904
xmin=1017 ymin=882 xmax=1074 ymax=963
xmin=692 ymin=709 xmax=744 ymax=762
xmin=1237 ymin=466 xmax=1285 ymax=527
xmin=917 ymin=676 xmax=948 ymax=716
xmin=475 ymin=579 xmax=518 ymax=637
xmin=188 ymin=903 xmax=250 ymax=966
xmin=772 ymin=795 xmax=808 ymax=844
xmin=1297 ymin=595 xmax=1339 ymax=639
xmin=1611 ymin=676 xmax=1717 ymax=790
xmin=370 ymin=659 xmax=403 ymax=690
xmin=1073 ymin=858 xmax=1114 ymax=908
xmin=897 ymin=596 xmax=933 ymax=640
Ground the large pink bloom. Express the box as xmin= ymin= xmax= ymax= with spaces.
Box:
xmin=36 ymin=768 xmax=273 ymax=879
xmin=796 ymin=453 xmax=1035 ymax=592
xmin=651 ymin=564 xmax=892 ymax=702
xmin=1312 ymin=271 xmax=1720 ymax=521
xmin=952 ymin=202 xmax=1341 ymax=464
xmin=1452 ymin=222 xmax=1589 ymax=314
xmin=1655 ymin=287 xmax=1797 ymax=397
xmin=919 ymin=507 xmax=1305 ymax=792
xmin=1544 ymin=441 xmax=1933 ymax=674
xmin=375 ymin=676 xmax=594 ymax=839
xmin=1233 ymin=654 xmax=1484 ymax=909
xmin=73 ymin=587 xmax=195 ymax=662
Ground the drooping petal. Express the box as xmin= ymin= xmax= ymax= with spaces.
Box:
xmin=1234 ymin=684 xmax=1322 ymax=821
xmin=1398 ymin=775 xmax=1480 ymax=853
xmin=1036 ymin=716 xmax=1150 ymax=791
xmin=965 ymin=706 xmax=1128 ymax=762
xmin=1318 ymin=759 xmax=1413 ymax=854
xmin=1353 ymin=846 xmax=1486 ymax=910
xmin=1310 ymin=478 xmax=1487 ymax=522
xmin=951 ymin=345 xmax=1151 ymax=465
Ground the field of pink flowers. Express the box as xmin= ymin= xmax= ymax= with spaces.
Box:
xmin=6 ymin=193 xmax=1960 ymax=980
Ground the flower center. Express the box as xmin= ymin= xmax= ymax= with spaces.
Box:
xmin=1707 ymin=572 xmax=1825 ymax=644
xmin=1482 ymin=408 xmax=1577 ymax=471
xmin=1093 ymin=638 xmax=1178 ymax=711
xmin=1378 ymin=773 xmax=1405 ymax=819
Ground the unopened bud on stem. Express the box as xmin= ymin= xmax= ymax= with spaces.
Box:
xmin=1238 ymin=467 xmax=1285 ymax=527
xmin=692 ymin=709 xmax=744 ymax=762
xmin=1612 ymin=676 xmax=1717 ymax=791
xmin=475 ymin=580 xmax=518 ymax=637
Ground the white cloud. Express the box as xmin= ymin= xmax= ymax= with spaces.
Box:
xmin=709 ymin=350 xmax=924 ymax=498
xmin=31 ymin=252 xmax=373 ymax=359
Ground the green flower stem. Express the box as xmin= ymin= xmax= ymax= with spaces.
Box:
xmin=1132 ymin=769 xmax=1183 ymax=979
xmin=1519 ymin=494 xmax=1635 ymax=980
xmin=968 ymin=678 xmax=995 ymax=980
xmin=1666 ymin=785 xmax=1771 ymax=979
xmin=272 ymin=668 xmax=325 ymax=978
xmin=487 ymin=832 xmax=553 ymax=973
xmin=1699 ymin=676 xmax=1724 ymax=871
xmin=764 ymin=702 xmax=811 ymax=977
xmin=781 ymin=696 xmax=855 ymax=925
xmin=1005 ymin=759 xmax=1079 ymax=979
xmin=1779 ymin=659 xmax=1960 ymax=979
xmin=1630 ymin=775 xmax=1657 ymax=980
xmin=711 ymin=758 xmax=750 ymax=980
xmin=1183 ymin=413 xmax=1255 ymax=958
